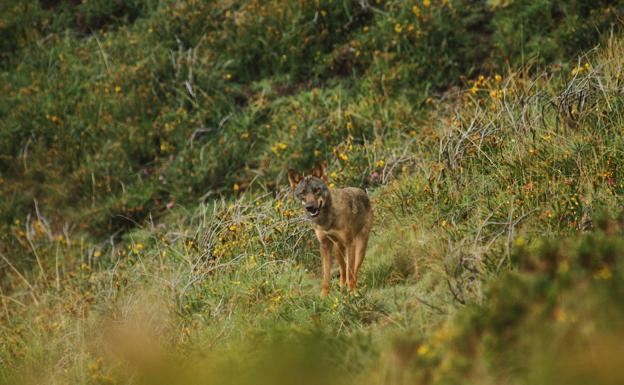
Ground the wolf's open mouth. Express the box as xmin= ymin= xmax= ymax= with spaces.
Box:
xmin=308 ymin=208 xmax=320 ymax=217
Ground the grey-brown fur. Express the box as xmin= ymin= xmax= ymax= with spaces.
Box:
xmin=288 ymin=166 xmax=373 ymax=297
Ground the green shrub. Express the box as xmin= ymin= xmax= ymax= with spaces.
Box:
xmin=491 ymin=0 xmax=623 ymax=67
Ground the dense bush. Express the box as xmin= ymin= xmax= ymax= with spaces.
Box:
xmin=491 ymin=0 xmax=623 ymax=67
xmin=396 ymin=214 xmax=624 ymax=385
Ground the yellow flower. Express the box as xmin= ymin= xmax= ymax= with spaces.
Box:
xmin=423 ymin=0 xmax=431 ymax=8
xmin=571 ymin=64 xmax=590 ymax=76
xmin=394 ymin=23 xmax=403 ymax=33
xmin=160 ymin=142 xmax=171 ymax=152
xmin=233 ymin=183 xmax=240 ymax=192
xmin=240 ymin=132 xmax=249 ymax=139
xmin=338 ymin=153 xmax=349 ymax=161
xmin=225 ymin=73 xmax=232 ymax=80
xmin=271 ymin=142 xmax=288 ymax=154
xmin=114 ymin=85 xmax=121 ymax=93
xmin=494 ymin=74 xmax=502 ymax=82
xmin=470 ymin=86 xmax=479 ymax=94
xmin=375 ymin=159 xmax=385 ymax=168
xmin=554 ymin=307 xmax=567 ymax=323
xmin=47 ymin=114 xmax=61 ymax=124
xmin=412 ymin=5 xmax=421 ymax=16
xmin=595 ymin=266 xmax=612 ymax=280
xmin=417 ymin=344 xmax=430 ymax=356
xmin=557 ymin=260 xmax=570 ymax=275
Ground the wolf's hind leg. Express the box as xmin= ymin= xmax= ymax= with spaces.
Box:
xmin=333 ymin=242 xmax=347 ymax=287
xmin=353 ymin=231 xmax=370 ymax=287
xmin=347 ymin=243 xmax=356 ymax=291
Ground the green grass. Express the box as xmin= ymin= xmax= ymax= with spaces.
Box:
xmin=1 ymin=1 xmax=624 ymax=384
xmin=1 ymin=0 xmax=621 ymax=234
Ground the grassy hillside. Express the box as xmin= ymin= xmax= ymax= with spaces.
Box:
xmin=1 ymin=1 xmax=624 ymax=384
xmin=1 ymin=0 xmax=621 ymax=234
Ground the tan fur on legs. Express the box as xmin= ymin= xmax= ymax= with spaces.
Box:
xmin=333 ymin=242 xmax=347 ymax=287
xmin=347 ymin=242 xmax=356 ymax=290
xmin=353 ymin=232 xmax=369 ymax=286
xmin=319 ymin=238 xmax=332 ymax=298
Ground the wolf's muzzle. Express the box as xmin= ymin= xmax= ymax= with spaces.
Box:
xmin=305 ymin=203 xmax=320 ymax=217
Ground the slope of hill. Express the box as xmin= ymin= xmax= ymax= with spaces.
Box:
xmin=1 ymin=1 xmax=623 ymax=384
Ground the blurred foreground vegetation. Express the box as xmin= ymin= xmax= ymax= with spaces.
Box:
xmin=1 ymin=1 xmax=624 ymax=384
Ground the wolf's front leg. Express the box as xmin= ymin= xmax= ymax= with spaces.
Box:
xmin=319 ymin=240 xmax=333 ymax=297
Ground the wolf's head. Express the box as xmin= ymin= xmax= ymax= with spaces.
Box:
xmin=287 ymin=165 xmax=329 ymax=218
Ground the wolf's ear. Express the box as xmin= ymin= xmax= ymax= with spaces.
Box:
xmin=287 ymin=169 xmax=302 ymax=189
xmin=311 ymin=163 xmax=328 ymax=183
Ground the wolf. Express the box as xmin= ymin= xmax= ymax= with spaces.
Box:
xmin=288 ymin=165 xmax=373 ymax=297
